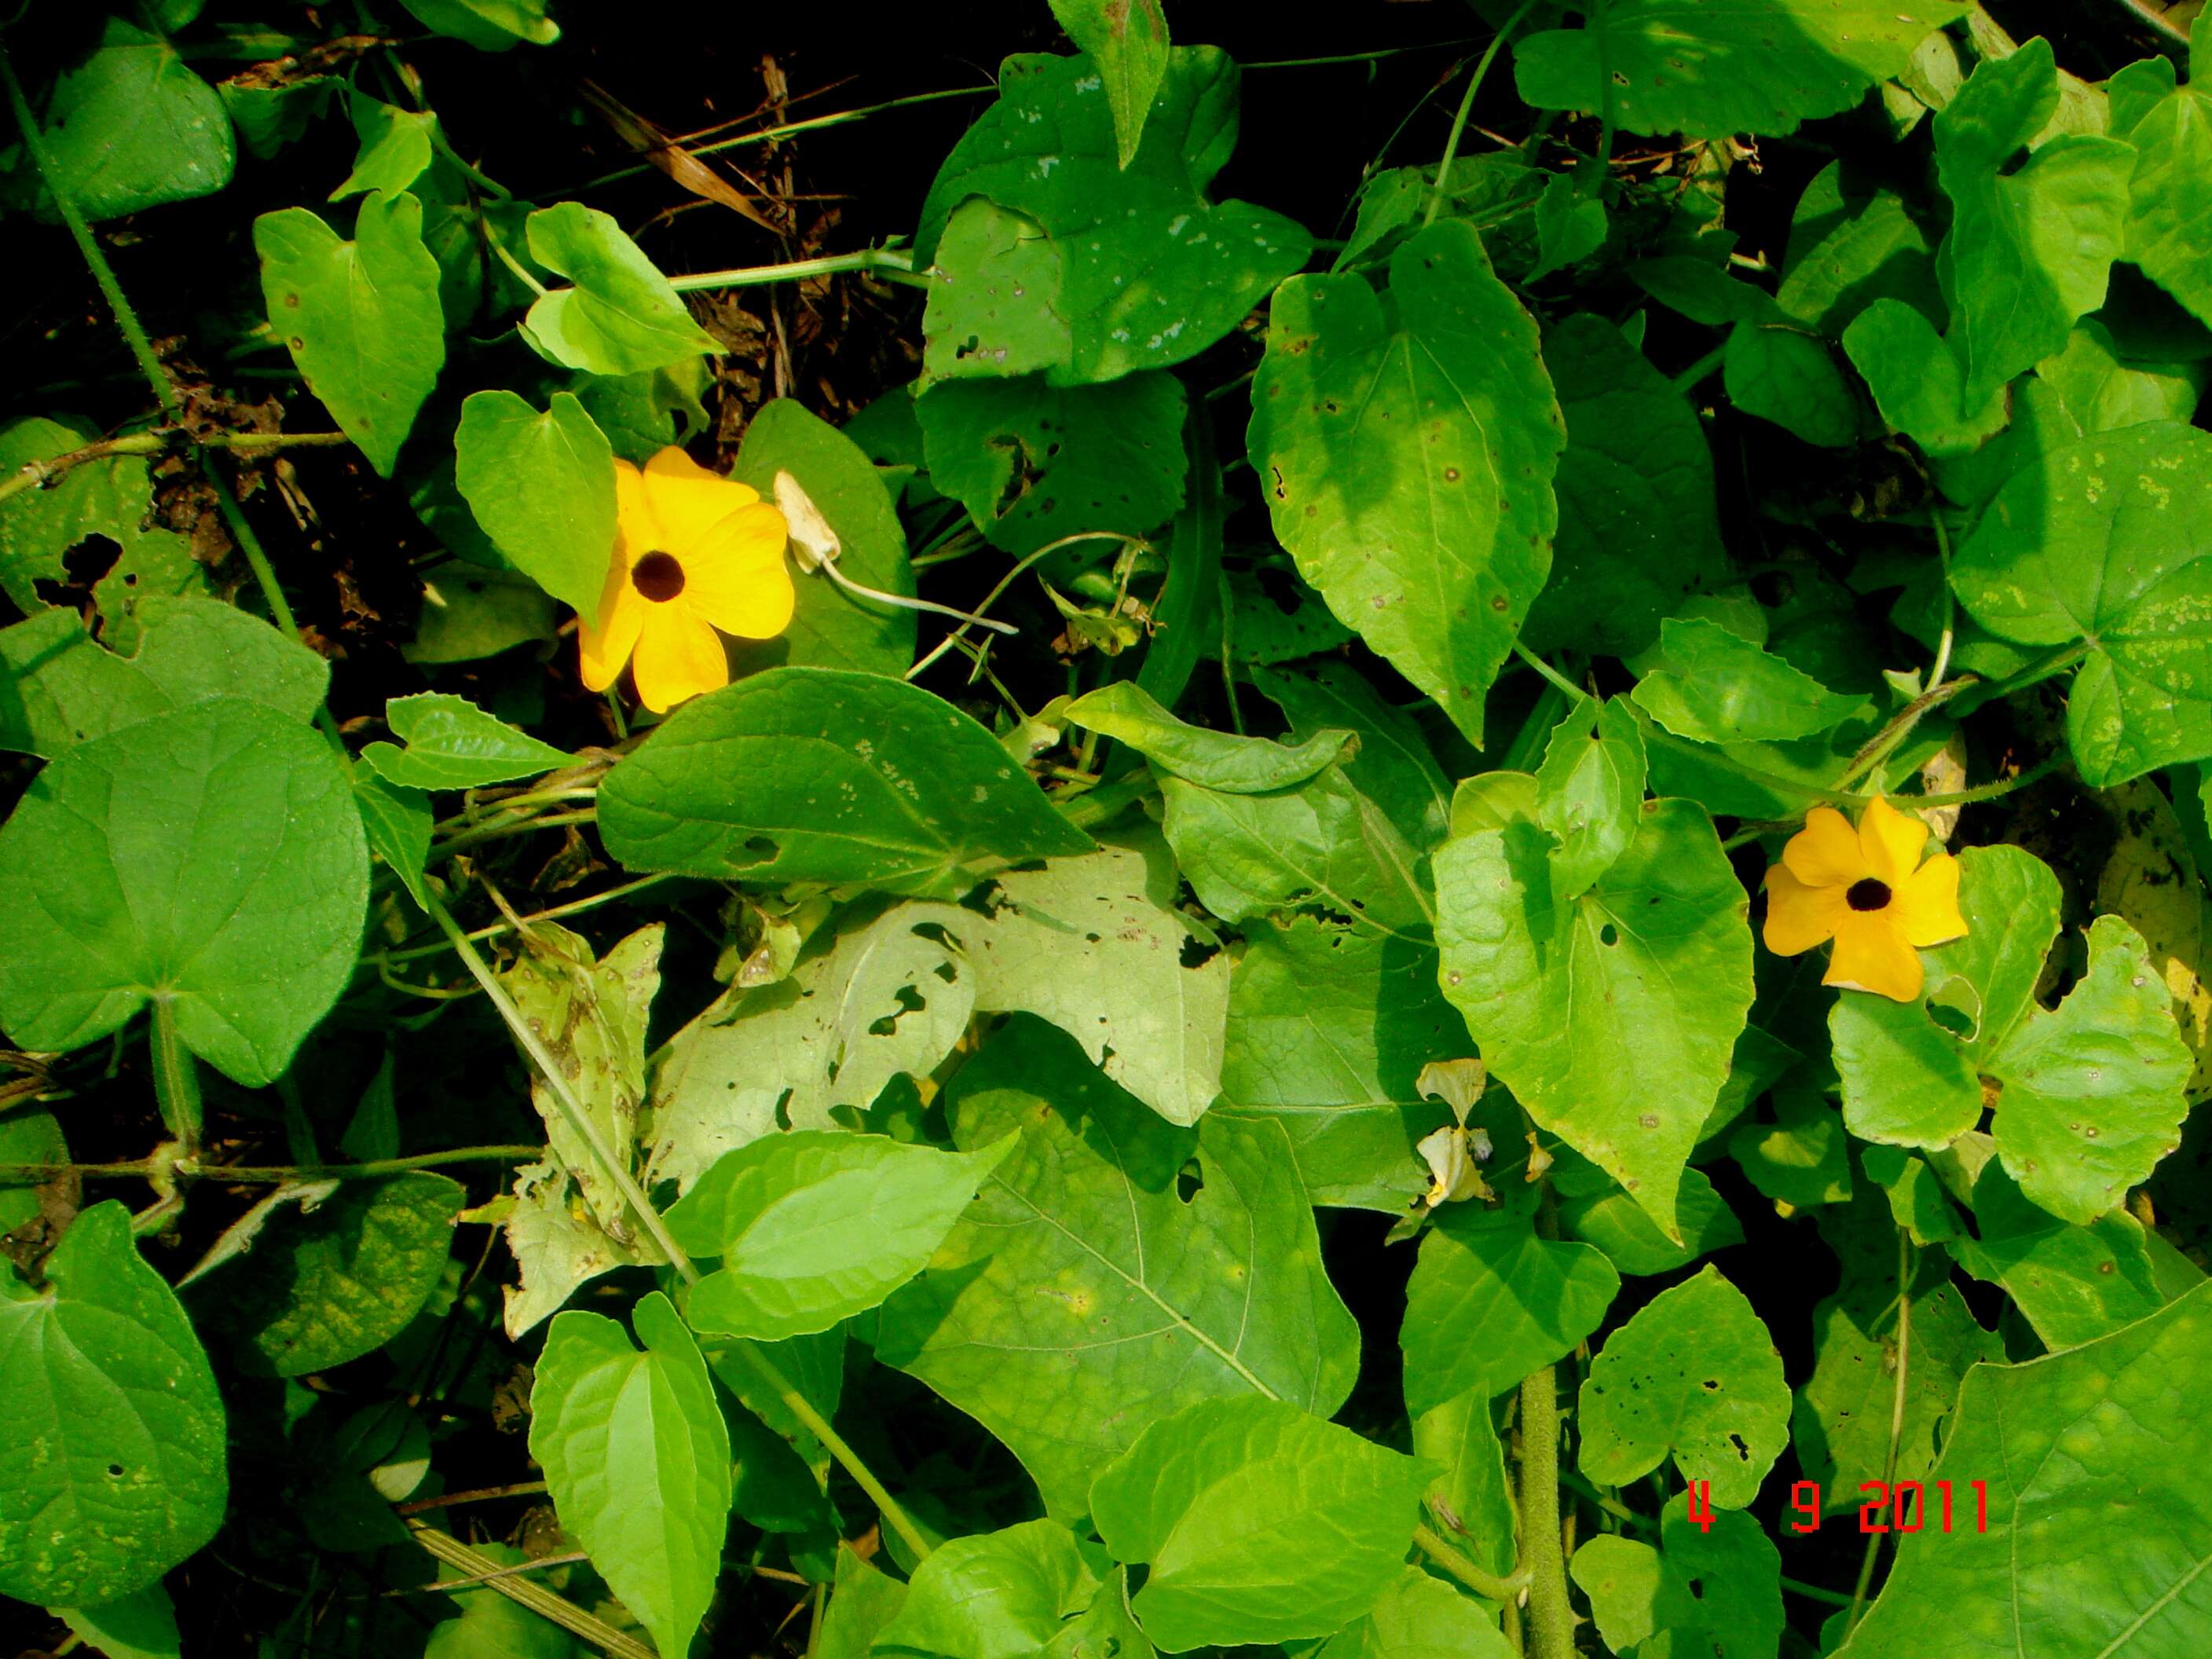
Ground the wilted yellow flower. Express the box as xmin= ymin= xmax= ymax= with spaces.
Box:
xmin=579 ymin=448 xmax=793 ymax=712
xmin=1762 ymin=796 xmax=1967 ymax=1002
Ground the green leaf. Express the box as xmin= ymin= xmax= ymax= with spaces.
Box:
xmin=1212 ymin=914 xmax=1467 ymax=1210
xmin=1252 ymin=661 xmax=1455 ymax=851
xmin=1512 ymin=0 xmax=1971 ymax=138
xmin=1152 ymin=760 xmax=1431 ymax=936
xmin=1955 ymin=1159 xmax=2174 ymax=1349
xmin=730 ymin=398 xmax=917 ymax=676
xmin=1523 ymin=314 xmax=1730 ymax=660
xmin=1311 ymin=1566 xmax=1514 ymax=1659
xmin=451 ymin=390 xmax=617 ymax=617
xmin=529 ymin=1291 xmax=732 ymax=1659
xmin=1777 ymin=170 xmax=1940 ymax=336
xmin=1534 ymin=696 xmax=1646 ymax=900
xmin=917 ymin=372 xmax=1188 ymax=556
xmin=1 ymin=595 xmax=328 ymax=758
xmin=1412 ymin=1394 xmax=1518 ymax=1588
xmin=2034 ymin=319 xmax=2208 ymax=435
xmin=1046 ymin=1 xmax=1170 ymax=168
xmin=0 ymin=699 xmax=368 ymax=1086
xmin=218 ymin=75 xmax=337 ymax=163
xmin=57 ymin=1584 xmax=181 ymax=1659
xmin=0 ymin=1202 xmax=226 ymax=1606
xmin=1525 ymin=174 xmax=1607 ymax=283
xmin=1831 ymin=844 xmax=2060 ymax=1146
xmin=396 ymin=0 xmax=559 ymax=50
xmin=1842 ymin=1281 xmax=2212 ymax=1656
xmin=1831 ymin=845 xmax=2192 ymax=1221
xmin=667 ymin=1130 xmax=1015 ymax=1340
xmin=1632 ymin=617 xmax=1865 ymax=744
xmin=874 ymin=1518 xmax=1097 ymax=1659
xmin=1936 ymin=39 xmax=2134 ymax=405
xmin=0 ymin=1106 xmax=67 ymax=1233
xmin=1066 ymin=681 xmax=1352 ymax=793
xmin=923 ymin=200 xmax=1073 ymax=382
xmin=1569 ymin=1510 xmax=1782 ymax=1659
xmin=598 ymin=667 xmax=1092 ymax=897
xmin=331 ymin=91 xmax=436 ymax=200
xmin=1401 ymin=1200 xmax=1620 ymax=1412
xmin=1843 ymin=298 xmax=2011 ymax=458
xmin=0 ymin=415 xmax=196 ymax=615
xmin=1435 ymin=800 xmax=1753 ymax=1240
xmin=876 ymin=1016 xmax=1361 ymax=1520
xmin=1561 ymin=1166 xmax=1745 ymax=1276
xmin=522 ymin=203 xmax=721 ymax=376
xmin=1729 ymin=1089 xmax=1854 ymax=1210
xmin=361 ymin=691 xmax=576 ymax=790
xmin=423 ymin=1545 xmax=586 ymax=1658
xmin=2123 ymin=49 xmax=2212 ymax=329
xmin=1723 ymin=321 xmax=1861 ymax=448
xmin=916 ymin=48 xmax=1309 ymax=385
xmin=1953 ymin=422 xmax=2212 ymax=785
xmin=353 ymin=773 xmax=432 ymax=911
xmin=1251 ymin=219 xmax=1566 ymax=747
xmin=1795 ymin=1250 xmax=2000 ymax=1512
xmin=1089 ymin=1394 xmax=1433 ymax=1650
xmin=1577 ymin=1266 xmax=1790 ymax=1509
xmin=496 ymin=924 xmax=660 ymax=1239
xmin=206 ymin=1174 xmax=463 ymax=1376
xmin=255 ymin=191 xmax=446 ymax=477
xmin=817 ymin=1545 xmax=907 ymax=1659
xmin=1982 ymin=914 xmax=2192 ymax=1223
xmin=5 ymin=18 xmax=233 ymax=222
xmin=407 ymin=563 xmax=560 ymax=665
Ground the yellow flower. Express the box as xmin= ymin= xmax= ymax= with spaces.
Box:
xmin=1762 ymin=796 xmax=1968 ymax=1002
xmin=579 ymin=448 xmax=794 ymax=712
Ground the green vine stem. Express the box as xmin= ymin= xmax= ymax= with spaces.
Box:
xmin=148 ymin=1001 xmax=203 ymax=1155
xmin=709 ymin=1336 xmax=936 ymax=1563
xmin=407 ymin=1524 xmax=655 ymax=1659
xmin=0 ymin=1145 xmax=546 ymax=1185
xmin=1426 ymin=0 xmax=1544 ymax=225
xmin=1518 ymin=1361 xmax=1573 ymax=1659
xmin=668 ymin=247 xmax=928 ymax=292
xmin=1846 ymin=1230 xmax=1915 ymax=1632
xmin=420 ymin=885 xmax=696 ymax=1280
xmin=0 ymin=40 xmax=176 ymax=416
xmin=0 ymin=429 xmax=350 ymax=508
xmin=1411 ymin=1519 xmax=1527 ymax=1605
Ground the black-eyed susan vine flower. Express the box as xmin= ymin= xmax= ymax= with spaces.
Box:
xmin=579 ymin=448 xmax=794 ymax=712
xmin=1761 ymin=796 xmax=1968 ymax=1002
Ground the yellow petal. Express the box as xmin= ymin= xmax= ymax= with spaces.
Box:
xmin=612 ymin=457 xmax=651 ymax=562
xmin=1893 ymin=851 xmax=1968 ymax=947
xmin=683 ymin=503 xmax=797 ymax=639
xmin=579 ymin=560 xmax=644 ymax=692
xmin=639 ymin=447 xmax=761 ymax=552
xmin=1825 ymin=911 xmax=1925 ymax=1002
xmin=1763 ymin=863 xmax=1846 ymax=956
xmin=1782 ymin=806 xmax=1866 ymax=889
xmin=1857 ymin=795 xmax=1929 ymax=888
xmin=632 ymin=606 xmax=729 ymax=712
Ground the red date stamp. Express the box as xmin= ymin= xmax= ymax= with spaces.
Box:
xmin=1683 ymin=1478 xmax=1989 ymax=1533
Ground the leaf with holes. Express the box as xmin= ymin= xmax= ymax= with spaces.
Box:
xmin=1577 ymin=1267 xmax=1790 ymax=1509
xmin=1436 ymin=800 xmax=1752 ymax=1240
xmin=0 ymin=1203 xmax=226 ymax=1607
xmin=598 ymin=667 xmax=1092 ymax=896
xmin=1570 ymin=1510 xmax=1782 ymax=1659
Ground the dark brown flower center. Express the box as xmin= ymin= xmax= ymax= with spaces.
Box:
xmin=1846 ymin=877 xmax=1892 ymax=912
xmin=631 ymin=549 xmax=685 ymax=602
